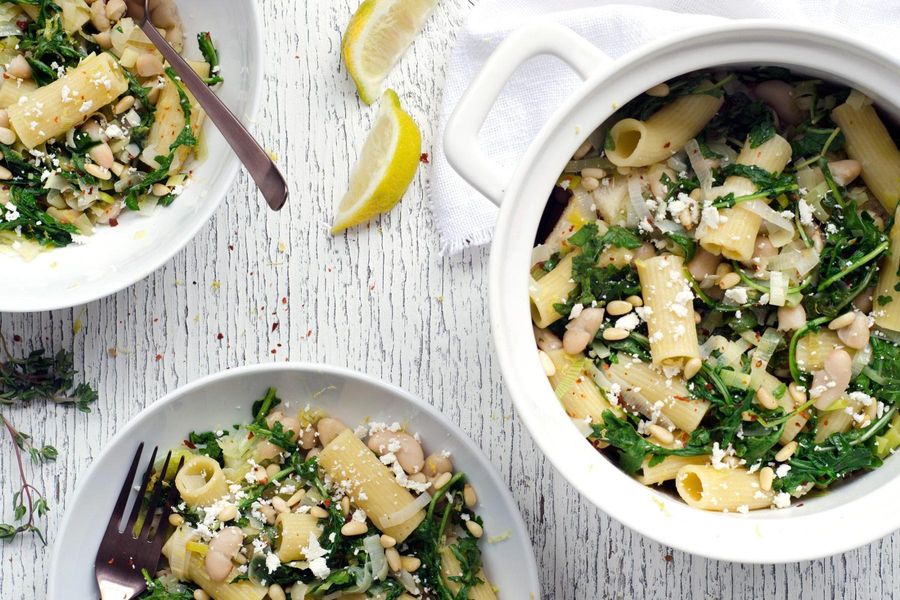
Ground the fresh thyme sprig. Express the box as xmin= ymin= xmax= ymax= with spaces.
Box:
xmin=0 ymin=336 xmax=98 ymax=543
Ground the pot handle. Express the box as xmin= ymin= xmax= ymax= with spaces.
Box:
xmin=444 ymin=23 xmax=611 ymax=206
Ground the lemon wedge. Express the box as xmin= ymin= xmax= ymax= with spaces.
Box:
xmin=332 ymin=89 xmax=421 ymax=234
xmin=342 ymin=0 xmax=437 ymax=104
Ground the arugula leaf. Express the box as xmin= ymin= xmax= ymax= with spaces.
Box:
xmin=791 ymin=125 xmax=846 ymax=158
xmin=733 ymin=420 xmax=784 ymax=464
xmin=749 ymin=119 xmax=776 ymax=149
xmin=186 ymin=430 xmax=222 ymax=461
xmin=197 ymin=32 xmax=224 ymax=85
xmin=246 ymin=420 xmax=297 ymax=451
xmin=855 ymin=337 xmax=900 ymax=405
xmin=15 ymin=0 xmax=84 ymax=86
xmin=704 ymin=92 xmax=775 ymax=145
xmin=0 ymin=186 xmax=80 ymax=247
xmin=591 ymin=411 xmax=709 ymax=474
xmin=663 ymin=231 xmax=696 ymax=261
xmin=138 ymin=570 xmax=195 ymax=599
xmin=776 ymin=432 xmax=881 ymax=493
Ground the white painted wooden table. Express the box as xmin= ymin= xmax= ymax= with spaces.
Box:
xmin=1 ymin=1 xmax=897 ymax=598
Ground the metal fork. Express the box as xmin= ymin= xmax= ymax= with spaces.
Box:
xmin=94 ymin=443 xmax=182 ymax=600
xmin=122 ymin=0 xmax=289 ymax=211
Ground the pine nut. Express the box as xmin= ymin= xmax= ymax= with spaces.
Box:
xmin=572 ymin=139 xmax=592 ymax=160
xmin=715 ymin=263 xmax=733 ymax=277
xmin=538 ymin=350 xmax=556 ymax=377
xmin=109 ymin=161 xmax=125 ymax=177
xmin=718 ymin=272 xmax=741 ymax=290
xmin=152 ymin=183 xmax=171 ymax=197
xmin=89 ymin=142 xmax=115 ymax=169
xmin=607 ymin=300 xmax=633 ymax=316
xmin=626 ymin=295 xmax=643 ymax=307
xmin=114 ymin=95 xmax=135 ymax=114
xmin=775 ymin=441 xmax=798 ymax=462
xmin=466 ymin=520 xmax=484 ymax=538
xmin=310 ymin=506 xmax=329 ymax=519
xmin=193 ymin=590 xmax=210 ymax=600
xmin=7 ymin=55 xmax=32 ymax=80
xmin=756 ymin=388 xmax=778 ymax=411
xmin=271 ymin=497 xmax=289 ymax=514
xmin=267 ymin=584 xmax=286 ymax=600
xmin=433 ymin=472 xmax=452 ymax=490
xmin=341 ymin=520 xmax=368 ymax=536
xmin=340 ymin=496 xmax=350 ymax=517
xmin=287 ymin=490 xmax=305 ymax=507
xmin=683 ymin=357 xmax=702 ymax=380
xmin=217 ymin=504 xmax=237 ymax=522
xmin=168 ymin=513 xmax=184 ymax=527
xmin=788 ymin=382 xmax=807 ymax=406
xmin=759 ymin=466 xmax=775 ymax=491
xmin=646 ymin=83 xmax=670 ymax=97
xmin=694 ymin=312 xmax=702 ymax=324
xmin=581 ymin=167 xmax=607 ymax=179
xmin=259 ymin=505 xmax=276 ymax=524
xmin=647 ymin=423 xmax=674 ymax=445
xmin=400 ymin=556 xmax=421 ymax=572
xmin=829 ymin=312 xmax=856 ymax=330
xmin=84 ymin=163 xmax=111 ymax=180
xmin=266 ymin=463 xmax=280 ymax=478
xmin=602 ymin=327 xmax=629 ymax=341
xmin=380 ymin=534 xmax=396 ymax=548
xmin=582 ymin=176 xmax=600 ymax=191
xmin=385 ymin=547 xmax=401 ymax=572
xmin=0 ymin=126 xmax=16 ymax=145
xmin=0 ymin=165 xmax=11 ymax=180
xmin=0 ymin=109 xmax=9 ymax=128
xmin=463 ymin=484 xmax=477 ymax=508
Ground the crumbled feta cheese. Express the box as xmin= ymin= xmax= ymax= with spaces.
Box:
xmin=724 ymin=286 xmax=749 ymax=305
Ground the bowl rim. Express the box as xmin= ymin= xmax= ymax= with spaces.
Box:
xmin=488 ymin=20 xmax=900 ymax=563
xmin=47 ymin=362 xmax=541 ymax=596
xmin=0 ymin=3 xmax=265 ymax=313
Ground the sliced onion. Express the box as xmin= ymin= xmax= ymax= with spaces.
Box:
xmin=626 ymin=176 xmax=650 ymax=228
xmin=290 ymin=582 xmax=309 ymax=600
xmin=531 ymin=244 xmax=553 ymax=267
xmin=554 ymin=357 xmax=586 ymax=400
xmin=721 ymin=338 xmax=752 ymax=367
xmin=397 ymin=569 xmax=419 ymax=594
xmin=740 ymin=200 xmax=794 ymax=246
xmin=571 ymin=417 xmax=593 ymax=437
xmin=706 ymin=141 xmax=738 ymax=165
xmin=846 ymin=89 xmax=873 ymax=110
xmin=794 ymin=247 xmax=820 ymax=278
xmin=685 ymin=139 xmax=712 ymax=198
xmin=750 ymin=328 xmax=783 ymax=390
xmin=667 ymin=152 xmax=688 ymax=173
xmin=700 ymin=335 xmax=729 ymax=360
xmin=769 ymin=270 xmax=787 ymax=307
xmin=851 ymin=342 xmax=873 ymax=378
xmin=381 ymin=491 xmax=431 ymax=527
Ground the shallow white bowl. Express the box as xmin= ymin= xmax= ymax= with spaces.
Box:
xmin=445 ymin=21 xmax=900 ymax=562
xmin=0 ymin=0 xmax=263 ymax=312
xmin=48 ymin=363 xmax=541 ymax=598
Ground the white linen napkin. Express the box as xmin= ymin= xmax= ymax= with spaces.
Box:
xmin=430 ymin=0 xmax=900 ymax=255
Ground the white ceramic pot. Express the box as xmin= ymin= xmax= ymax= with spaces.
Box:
xmin=0 ymin=0 xmax=263 ymax=312
xmin=445 ymin=21 xmax=900 ymax=563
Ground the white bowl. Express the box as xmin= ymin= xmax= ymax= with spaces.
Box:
xmin=0 ymin=1 xmax=263 ymax=313
xmin=47 ymin=363 xmax=541 ymax=597
xmin=445 ymin=21 xmax=900 ymax=563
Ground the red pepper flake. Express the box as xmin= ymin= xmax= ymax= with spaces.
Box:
xmin=306 ymin=329 xmax=312 ymax=337
xmin=155 ymin=353 xmax=163 ymax=361
xmin=420 ymin=152 xmax=430 ymax=164
xmin=271 ymin=322 xmax=279 ymax=332
xmin=674 ymin=395 xmax=691 ymax=402
xmin=271 ymin=349 xmax=277 ymax=354
xmin=109 ymin=218 xmax=118 ymax=227
xmin=217 ymin=333 xmax=224 ymax=340
xmin=228 ymin=245 xmax=234 ymax=251
xmin=664 ymin=554 xmax=673 ymax=562
xmin=183 ymin=439 xmax=196 ymax=449
xmin=12 ymin=334 xmax=21 ymax=342
xmin=281 ymin=297 xmax=287 ymax=304
xmin=323 ymin=499 xmax=331 ymax=508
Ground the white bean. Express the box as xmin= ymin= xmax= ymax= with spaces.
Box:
xmin=135 ymin=53 xmax=165 ymax=77
xmin=752 ymin=235 xmax=777 ymax=263
xmin=646 ymin=83 xmax=670 ymax=97
xmin=7 ymin=55 xmax=32 ymax=80
xmin=315 ymin=417 xmax=348 ymax=447
xmin=687 ymin=248 xmax=721 ymax=282
xmin=423 ymin=453 xmax=452 ymax=477
xmin=298 ymin=425 xmax=317 ymax=450
xmin=754 ymin=80 xmax=803 ymax=125
xmin=777 ymin=305 xmax=807 ymax=332
xmin=810 ymin=348 xmax=852 ymax=409
xmin=837 ymin=313 xmax=870 ymax=350
xmin=534 ymin=327 xmax=563 ymax=352
xmin=205 ymin=527 xmax=243 ymax=581
xmin=367 ymin=431 xmax=424 ymax=474
xmin=90 ymin=0 xmax=111 ymax=31
xmin=255 ymin=440 xmax=281 ymax=461
xmin=562 ymin=307 xmax=605 ymax=354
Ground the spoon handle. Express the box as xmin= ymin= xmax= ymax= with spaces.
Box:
xmin=138 ymin=23 xmax=288 ymax=211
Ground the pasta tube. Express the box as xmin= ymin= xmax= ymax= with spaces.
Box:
xmin=675 ymin=465 xmax=773 ymax=511
xmin=275 ymin=513 xmax=322 ymax=562
xmin=185 ymin=554 xmax=267 ymax=600
xmin=8 ymin=53 xmax=128 ymax=148
xmin=637 ymin=454 xmax=708 ymax=486
xmin=318 ymin=429 xmax=425 ymax=542
xmin=606 ymin=93 xmax=724 ymax=167
xmin=530 ymin=252 xmax=576 ymax=328
xmin=635 ymin=254 xmax=701 ymax=368
xmin=875 ymin=214 xmax=900 ymax=331
xmin=545 ymin=349 xmax=614 ymax=424
xmin=0 ymin=78 xmax=36 ymax=109
xmin=142 ymin=60 xmax=209 ymax=174
xmin=439 ymin=545 xmax=497 ymax=599
xmin=832 ymin=100 xmax=900 ymax=212
xmin=699 ymin=135 xmax=792 ymax=261
xmin=606 ymin=358 xmax=709 ymax=432
xmin=174 ymin=455 xmax=228 ymax=507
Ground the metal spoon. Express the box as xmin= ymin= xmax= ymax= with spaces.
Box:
xmin=123 ymin=0 xmax=287 ymax=210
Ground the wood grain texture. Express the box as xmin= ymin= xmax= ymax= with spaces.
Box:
xmin=1 ymin=1 xmax=898 ymax=598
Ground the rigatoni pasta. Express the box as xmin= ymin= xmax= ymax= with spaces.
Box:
xmin=531 ymin=68 xmax=900 ymax=514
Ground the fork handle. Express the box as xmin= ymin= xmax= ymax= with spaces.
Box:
xmin=138 ymin=21 xmax=288 ymax=211
xmin=98 ymin=580 xmax=137 ymax=599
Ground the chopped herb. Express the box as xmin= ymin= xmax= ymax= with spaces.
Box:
xmin=197 ymin=32 xmax=223 ymax=85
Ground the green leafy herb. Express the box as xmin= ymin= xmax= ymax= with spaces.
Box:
xmin=591 ymin=411 xmax=709 ymax=474
xmin=0 ymin=186 xmax=80 ymax=247
xmin=776 ymin=431 xmax=882 ymax=493
xmin=749 ymin=119 xmax=776 ymax=149
xmin=663 ymin=231 xmax=697 ymax=261
xmin=185 ymin=430 xmax=223 ymax=461
xmin=197 ymin=32 xmax=223 ymax=85
xmin=139 ymin=570 xmax=195 ymax=599
xmin=15 ymin=0 xmax=84 ymax=86
xmin=791 ymin=125 xmax=845 ymax=158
